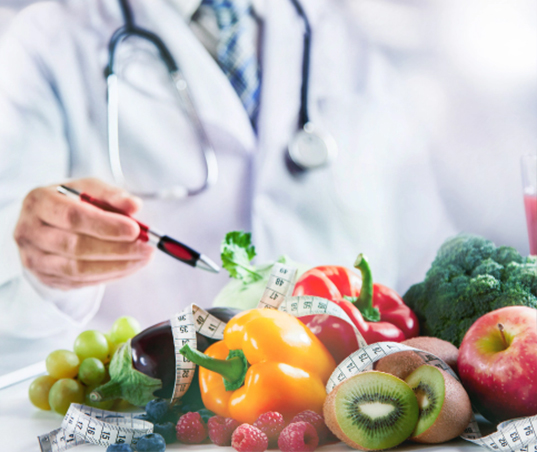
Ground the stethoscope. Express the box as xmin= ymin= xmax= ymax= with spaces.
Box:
xmin=106 ymin=0 xmax=338 ymax=199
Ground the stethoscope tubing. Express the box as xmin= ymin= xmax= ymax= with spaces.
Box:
xmin=288 ymin=0 xmax=312 ymax=128
xmin=106 ymin=0 xmax=218 ymax=198
xmin=106 ymin=0 xmax=330 ymax=197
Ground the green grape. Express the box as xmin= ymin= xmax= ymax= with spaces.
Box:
xmin=48 ymin=378 xmax=85 ymax=415
xmin=104 ymin=333 xmax=121 ymax=362
xmin=109 ymin=316 xmax=141 ymax=344
xmin=28 ymin=375 xmax=57 ymax=410
xmin=45 ymin=349 xmax=80 ymax=379
xmin=78 ymin=358 xmax=106 ymax=386
xmin=73 ymin=330 xmax=109 ymax=362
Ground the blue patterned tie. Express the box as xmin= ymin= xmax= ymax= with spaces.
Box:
xmin=202 ymin=0 xmax=261 ymax=126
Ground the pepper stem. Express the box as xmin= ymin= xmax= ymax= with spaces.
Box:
xmin=351 ymin=253 xmax=381 ymax=322
xmin=179 ymin=344 xmax=248 ymax=391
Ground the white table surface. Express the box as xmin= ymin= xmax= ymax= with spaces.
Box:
xmin=0 ymin=370 xmax=487 ymax=452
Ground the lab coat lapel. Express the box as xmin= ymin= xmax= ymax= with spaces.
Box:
xmin=256 ymin=0 xmax=302 ymax=165
xmin=133 ymin=0 xmax=257 ymax=152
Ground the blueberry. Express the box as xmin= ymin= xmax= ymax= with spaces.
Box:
xmin=197 ymin=408 xmax=215 ymax=424
xmin=145 ymin=398 xmax=169 ymax=423
xmin=161 ymin=404 xmax=182 ymax=424
xmin=106 ymin=444 xmax=133 ymax=452
xmin=153 ymin=422 xmax=176 ymax=444
xmin=134 ymin=413 xmax=153 ymax=423
xmin=136 ymin=433 xmax=166 ymax=452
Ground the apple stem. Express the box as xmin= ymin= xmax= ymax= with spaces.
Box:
xmin=497 ymin=323 xmax=508 ymax=348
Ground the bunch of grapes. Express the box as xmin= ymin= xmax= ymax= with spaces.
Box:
xmin=28 ymin=316 xmax=142 ymax=415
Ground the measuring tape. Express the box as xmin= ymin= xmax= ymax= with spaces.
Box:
xmin=278 ymin=295 xmax=368 ymax=352
xmin=326 ymin=341 xmax=537 ymax=452
xmin=37 ymin=404 xmax=153 ymax=451
xmin=169 ymin=303 xmax=228 ymax=404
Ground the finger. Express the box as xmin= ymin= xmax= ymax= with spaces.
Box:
xmin=19 ymin=221 xmax=153 ymax=261
xmin=22 ymin=187 xmax=140 ymax=241
xmin=20 ymin=241 xmax=151 ymax=283
xmin=67 ymin=178 xmax=143 ymax=215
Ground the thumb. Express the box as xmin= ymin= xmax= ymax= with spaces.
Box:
xmin=65 ymin=177 xmax=143 ymax=215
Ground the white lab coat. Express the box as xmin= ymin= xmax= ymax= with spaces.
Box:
xmin=0 ymin=0 xmax=531 ymax=358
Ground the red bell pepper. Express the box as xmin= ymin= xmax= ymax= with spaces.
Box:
xmin=298 ymin=314 xmax=360 ymax=365
xmin=293 ymin=254 xmax=419 ymax=344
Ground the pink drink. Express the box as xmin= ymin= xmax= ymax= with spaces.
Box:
xmin=524 ymin=193 xmax=537 ymax=255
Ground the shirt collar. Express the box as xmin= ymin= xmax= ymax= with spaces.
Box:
xmin=167 ymin=0 xmax=265 ymax=21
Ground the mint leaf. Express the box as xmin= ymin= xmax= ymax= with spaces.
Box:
xmin=221 ymin=231 xmax=263 ymax=284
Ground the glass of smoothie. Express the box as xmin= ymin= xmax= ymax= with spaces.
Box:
xmin=521 ymin=153 xmax=537 ymax=255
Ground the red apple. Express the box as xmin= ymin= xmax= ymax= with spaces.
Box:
xmin=457 ymin=306 xmax=537 ymax=423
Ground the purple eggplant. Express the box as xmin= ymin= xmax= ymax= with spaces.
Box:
xmin=91 ymin=307 xmax=241 ymax=407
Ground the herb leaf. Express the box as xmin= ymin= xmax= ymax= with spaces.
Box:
xmin=221 ymin=231 xmax=263 ymax=283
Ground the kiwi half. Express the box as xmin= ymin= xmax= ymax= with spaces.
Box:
xmin=324 ymin=371 xmax=419 ymax=450
xmin=405 ymin=365 xmax=472 ymax=443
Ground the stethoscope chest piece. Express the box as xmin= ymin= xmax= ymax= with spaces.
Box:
xmin=288 ymin=122 xmax=338 ymax=171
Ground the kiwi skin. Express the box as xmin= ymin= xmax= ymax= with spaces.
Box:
xmin=324 ymin=371 xmax=419 ymax=451
xmin=407 ymin=365 xmax=472 ymax=444
xmin=375 ymin=337 xmax=459 ymax=380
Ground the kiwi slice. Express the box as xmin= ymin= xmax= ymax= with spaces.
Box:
xmin=323 ymin=371 xmax=419 ymax=450
xmin=405 ymin=365 xmax=472 ymax=444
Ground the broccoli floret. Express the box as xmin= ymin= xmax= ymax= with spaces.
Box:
xmin=404 ymin=234 xmax=537 ymax=347
xmin=471 ymin=258 xmax=503 ymax=280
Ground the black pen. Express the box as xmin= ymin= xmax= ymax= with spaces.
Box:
xmin=56 ymin=185 xmax=220 ymax=273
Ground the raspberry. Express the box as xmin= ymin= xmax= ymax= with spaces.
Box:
xmin=231 ymin=424 xmax=268 ymax=452
xmin=106 ymin=444 xmax=133 ymax=452
xmin=290 ymin=410 xmax=332 ymax=443
xmin=176 ymin=411 xmax=208 ymax=444
xmin=153 ymin=421 xmax=177 ymax=444
xmin=145 ymin=398 xmax=170 ymax=423
xmin=136 ymin=433 xmax=166 ymax=452
xmin=253 ymin=411 xmax=285 ymax=446
xmin=278 ymin=421 xmax=319 ymax=452
xmin=208 ymin=415 xmax=241 ymax=446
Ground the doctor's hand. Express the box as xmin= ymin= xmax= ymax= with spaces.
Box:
xmin=13 ymin=178 xmax=154 ymax=290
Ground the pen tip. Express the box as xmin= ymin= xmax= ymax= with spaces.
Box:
xmin=197 ymin=255 xmax=220 ymax=273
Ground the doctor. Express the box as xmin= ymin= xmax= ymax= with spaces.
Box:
xmin=0 ymin=0 xmax=459 ymax=343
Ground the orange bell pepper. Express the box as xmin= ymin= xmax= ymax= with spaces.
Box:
xmin=179 ymin=308 xmax=336 ymax=424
